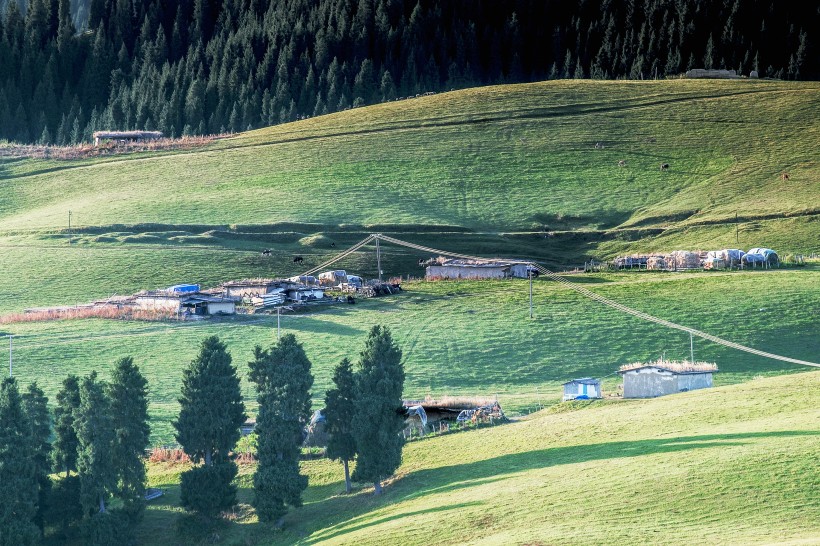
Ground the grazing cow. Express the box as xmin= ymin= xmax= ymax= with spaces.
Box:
xmin=781 ymin=172 xmax=790 ymax=181
xmin=660 ymin=163 xmax=669 ymax=171
xmin=618 ymin=160 xmax=627 ymax=167
xmin=293 ymin=256 xmax=304 ymax=264
xmin=330 ymin=242 xmax=336 ymax=247
xmin=261 ymin=249 xmax=271 ymax=256
xmin=594 ymin=142 xmax=603 ymax=149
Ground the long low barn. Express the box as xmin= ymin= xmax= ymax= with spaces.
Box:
xmin=134 ymin=291 xmax=235 ymax=316
xmin=426 ymin=259 xmax=535 ymax=280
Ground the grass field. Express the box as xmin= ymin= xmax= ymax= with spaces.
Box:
xmin=2 ymin=79 xmax=818 ymax=545
xmin=0 ymin=78 xmax=816 ymax=442
xmin=0 ymin=81 xmax=817 ymax=301
xmin=4 ymin=268 xmax=817 ymax=445
xmin=125 ymin=370 xmax=819 ymax=545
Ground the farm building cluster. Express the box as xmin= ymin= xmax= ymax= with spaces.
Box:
xmin=612 ymin=247 xmax=779 ymax=271
xmin=301 ymin=396 xmax=506 ymax=446
xmin=423 ymin=257 xmax=537 ymax=280
xmin=562 ymin=359 xmax=718 ymax=401
xmin=22 ymin=268 xmax=401 ymax=321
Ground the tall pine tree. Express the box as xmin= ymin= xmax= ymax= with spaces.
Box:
xmin=75 ymin=372 xmax=116 ymax=516
xmin=22 ymin=382 xmax=51 ymax=535
xmin=52 ymin=374 xmax=81 ymax=477
xmin=174 ymin=336 xmax=245 ymax=517
xmin=107 ymin=356 xmax=150 ymax=519
xmin=0 ymin=378 xmax=40 ymax=545
xmin=248 ymin=333 xmax=314 ymax=524
xmin=324 ymin=357 xmax=357 ymax=494
xmin=351 ymin=325 xmax=405 ymax=495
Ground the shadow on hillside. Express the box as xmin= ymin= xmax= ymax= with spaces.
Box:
xmin=304 ymin=500 xmax=483 ymax=543
xmin=395 ymin=430 xmax=818 ymax=500
xmin=135 ymin=430 xmax=817 ymax=545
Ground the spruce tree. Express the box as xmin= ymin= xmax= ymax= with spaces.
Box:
xmin=22 ymin=382 xmax=51 ymax=535
xmin=75 ymin=372 xmax=116 ymax=516
xmin=351 ymin=325 xmax=405 ymax=495
xmin=107 ymin=356 xmax=150 ymax=518
xmin=0 ymin=378 xmax=40 ymax=545
xmin=173 ymin=336 xmax=245 ymax=516
xmin=248 ymin=333 xmax=313 ymax=524
xmin=52 ymin=374 xmax=81 ymax=477
xmin=324 ymin=358 xmax=357 ymax=494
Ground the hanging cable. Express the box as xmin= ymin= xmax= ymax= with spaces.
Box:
xmin=299 ymin=234 xmax=376 ymax=277
xmin=371 ymin=234 xmax=820 ymax=368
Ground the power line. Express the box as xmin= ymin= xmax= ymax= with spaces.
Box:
xmin=369 ymin=234 xmax=820 ymax=369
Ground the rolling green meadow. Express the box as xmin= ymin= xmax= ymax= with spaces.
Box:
xmin=140 ymin=370 xmax=820 ymax=545
xmin=0 ymin=79 xmax=818 ymax=544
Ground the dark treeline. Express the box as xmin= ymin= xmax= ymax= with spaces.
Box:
xmin=0 ymin=0 xmax=817 ymax=145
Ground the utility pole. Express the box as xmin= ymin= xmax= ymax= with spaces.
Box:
xmin=735 ymin=212 xmax=739 ymax=244
xmin=375 ymin=235 xmax=382 ymax=283
xmin=528 ymin=267 xmax=534 ymax=319
xmin=690 ymin=332 xmax=695 ymax=364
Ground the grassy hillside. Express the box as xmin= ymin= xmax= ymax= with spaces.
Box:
xmin=5 ymin=270 xmax=817 ymax=445
xmin=0 ymin=81 xmax=817 ymax=287
xmin=128 ymin=371 xmax=820 ymax=545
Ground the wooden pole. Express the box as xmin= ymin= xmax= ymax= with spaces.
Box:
xmin=690 ymin=332 xmax=695 ymax=364
xmin=376 ymin=236 xmax=382 ymax=283
xmin=529 ymin=268 xmax=533 ymax=319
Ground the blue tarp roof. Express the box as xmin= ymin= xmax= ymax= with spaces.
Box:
xmin=168 ymin=284 xmax=200 ymax=293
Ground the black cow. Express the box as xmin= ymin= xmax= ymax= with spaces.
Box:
xmin=293 ymin=256 xmax=304 ymax=264
xmin=660 ymin=163 xmax=669 ymax=171
xmin=261 ymin=249 xmax=271 ymax=256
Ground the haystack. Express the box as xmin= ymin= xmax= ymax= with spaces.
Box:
xmin=646 ymin=256 xmax=668 ymax=270
xmin=670 ymin=250 xmax=701 ymax=269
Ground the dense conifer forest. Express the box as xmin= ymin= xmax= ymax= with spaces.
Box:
xmin=0 ymin=0 xmax=816 ymax=144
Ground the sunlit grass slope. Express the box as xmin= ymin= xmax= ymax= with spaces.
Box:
xmin=6 ymin=270 xmax=817 ymax=444
xmin=1 ymin=79 xmax=817 ymax=243
xmin=133 ymin=371 xmax=820 ymax=545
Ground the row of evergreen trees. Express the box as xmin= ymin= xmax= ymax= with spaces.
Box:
xmin=0 ymin=325 xmax=404 ymax=542
xmin=0 ymin=357 xmax=149 ymax=545
xmin=1 ymin=0 xmax=817 ymax=145
xmin=175 ymin=326 xmax=405 ymax=527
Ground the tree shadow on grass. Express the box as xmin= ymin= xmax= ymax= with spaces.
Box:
xmin=286 ymin=430 xmax=818 ymax=544
xmin=304 ymin=500 xmax=483 ymax=543
xmin=138 ymin=430 xmax=817 ymax=545
xmin=392 ymin=430 xmax=819 ymax=501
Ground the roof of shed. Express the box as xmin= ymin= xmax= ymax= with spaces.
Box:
xmin=562 ymin=377 xmax=600 ymax=385
xmin=619 ymin=359 xmax=718 ymax=375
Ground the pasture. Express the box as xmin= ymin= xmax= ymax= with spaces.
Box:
xmin=4 ymin=268 xmax=817 ymax=445
xmin=131 ymin=371 xmax=820 ymax=545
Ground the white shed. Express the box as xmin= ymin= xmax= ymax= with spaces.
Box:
xmin=562 ymin=378 xmax=602 ymax=401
